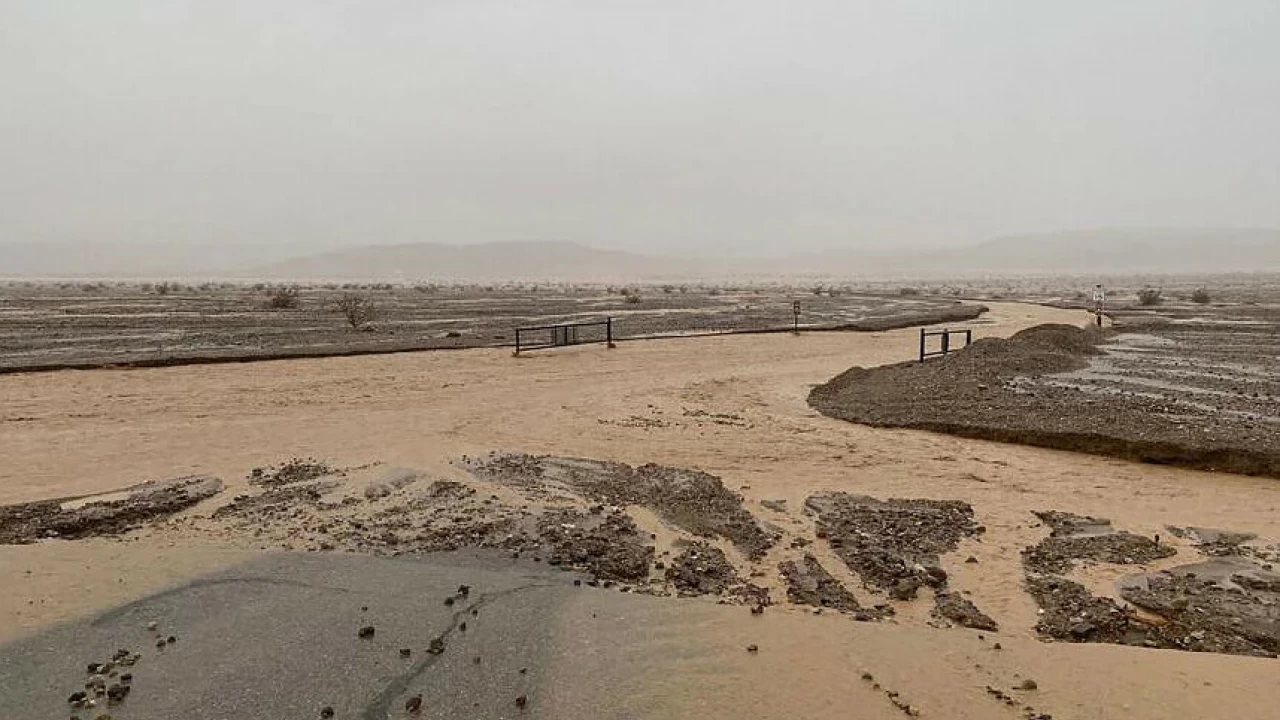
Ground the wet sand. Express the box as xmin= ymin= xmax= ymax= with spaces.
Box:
xmin=3 ymin=301 xmax=1280 ymax=718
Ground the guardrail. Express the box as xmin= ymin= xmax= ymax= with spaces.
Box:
xmin=919 ymin=328 xmax=972 ymax=362
xmin=514 ymin=318 xmax=615 ymax=355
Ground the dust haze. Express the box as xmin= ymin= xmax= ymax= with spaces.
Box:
xmin=3 ymin=1 xmax=1279 ymax=276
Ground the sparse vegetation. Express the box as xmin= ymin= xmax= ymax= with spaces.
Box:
xmin=898 ymin=287 xmax=921 ymax=296
xmin=266 ymin=286 xmax=300 ymax=309
xmin=1191 ymin=288 xmax=1211 ymax=304
xmin=1137 ymin=287 xmax=1164 ymax=306
xmin=334 ymin=292 xmax=377 ymax=329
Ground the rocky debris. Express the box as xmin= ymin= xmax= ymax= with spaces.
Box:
xmin=466 ymin=454 xmax=775 ymax=559
xmin=357 ymin=625 xmax=375 ymax=639
xmin=812 ymin=313 xmax=1280 ymax=479
xmin=1119 ymin=560 xmax=1280 ymax=657
xmin=778 ymin=554 xmax=863 ymax=612
xmin=760 ymin=499 xmax=788 ymax=513
xmin=1011 ymin=509 xmax=1280 ymax=656
xmin=363 ymin=483 xmax=393 ymax=500
xmin=320 ymin=706 xmax=335 ymax=718
xmin=666 ymin=542 xmax=768 ymax=604
xmin=1166 ymin=525 xmax=1259 ymax=557
xmin=537 ymin=509 xmax=654 ymax=582
xmin=1025 ymin=574 xmax=1145 ymax=644
xmin=805 ymin=493 xmax=980 ymax=596
xmin=211 ymin=481 xmax=333 ymax=521
xmin=249 ymin=458 xmax=334 ymax=487
xmin=515 ymin=695 xmax=528 ymax=709
xmin=428 ymin=638 xmax=445 ymax=655
xmin=0 ymin=476 xmax=223 ymax=544
xmin=933 ymin=591 xmax=999 ymax=631
xmin=1024 ymin=511 xmax=1174 ymax=574
xmin=405 ymin=695 xmax=423 ymax=714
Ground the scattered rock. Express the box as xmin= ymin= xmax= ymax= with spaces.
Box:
xmin=357 ymin=625 xmax=375 ymax=639
xmin=933 ymin=591 xmax=999 ymax=631
xmin=779 ymin=554 xmax=868 ymax=613
xmin=805 ymin=493 xmax=980 ymax=597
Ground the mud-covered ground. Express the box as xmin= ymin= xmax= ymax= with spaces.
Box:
xmin=1023 ymin=511 xmax=1280 ymax=658
xmin=0 ymin=282 xmax=982 ymax=372
xmin=7 ymin=451 xmax=1274 ymax=661
xmin=810 ymin=293 xmax=1280 ymax=477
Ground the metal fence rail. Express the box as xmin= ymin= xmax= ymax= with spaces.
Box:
xmin=919 ymin=327 xmax=972 ymax=362
xmin=514 ymin=318 xmax=615 ymax=355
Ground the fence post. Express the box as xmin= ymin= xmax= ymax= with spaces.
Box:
xmin=919 ymin=328 xmax=926 ymax=362
xmin=607 ymin=317 xmax=616 ymax=348
xmin=514 ymin=328 xmax=521 ymax=356
xmin=941 ymin=330 xmax=950 ymax=355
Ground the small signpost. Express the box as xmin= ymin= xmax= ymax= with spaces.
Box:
xmin=792 ymin=300 xmax=801 ymax=334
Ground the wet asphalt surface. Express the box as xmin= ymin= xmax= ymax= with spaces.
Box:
xmin=0 ymin=551 xmax=581 ymax=719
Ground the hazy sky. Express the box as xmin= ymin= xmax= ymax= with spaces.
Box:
xmin=3 ymin=1 xmax=1279 ymax=256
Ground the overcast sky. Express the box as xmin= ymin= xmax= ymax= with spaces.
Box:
xmin=3 ymin=1 xmax=1278 ymax=256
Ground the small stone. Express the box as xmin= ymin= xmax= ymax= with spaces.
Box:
xmin=457 ymin=584 xmax=471 ymax=597
xmin=573 ymin=579 xmax=582 ymax=587
xmin=166 ymin=636 xmax=176 ymax=644
xmin=361 ymin=605 xmax=368 ymax=612
xmin=405 ymin=695 xmax=423 ymax=714
xmin=993 ymin=643 xmax=1002 ymax=650
xmin=1017 ymin=679 xmax=1038 ymax=691
xmin=120 ymin=674 xmax=132 ymax=684
xmin=106 ymin=684 xmax=129 ymax=703
xmin=320 ymin=706 xmax=335 ymax=718
xmin=746 ymin=644 xmax=759 ymax=653
xmin=966 ymin=556 xmax=979 ymax=564
xmin=860 ymin=672 xmax=874 ymax=681
xmin=444 ymin=596 xmax=455 ymax=607
xmin=515 ymin=695 xmax=528 ymax=709
xmin=460 ymin=622 xmax=467 ymax=632
xmin=473 ymin=656 xmax=482 ymax=664
xmin=519 ymin=667 xmax=528 ymax=674
xmin=428 ymin=638 xmax=445 ymax=654
xmin=400 ymin=648 xmax=412 ymax=658
xmin=145 ymin=621 xmax=158 ymax=631
xmin=155 ymin=639 xmax=166 ymax=649
xmin=68 ymin=691 xmax=88 ymax=704
xmin=358 ymin=625 xmax=376 ymax=639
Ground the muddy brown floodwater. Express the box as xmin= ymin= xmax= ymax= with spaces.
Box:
xmin=3 ymin=300 xmax=1280 ymax=719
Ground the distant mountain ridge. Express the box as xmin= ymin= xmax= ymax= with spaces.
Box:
xmin=248 ymin=241 xmax=678 ymax=281
xmin=2 ymin=229 xmax=1278 ymax=280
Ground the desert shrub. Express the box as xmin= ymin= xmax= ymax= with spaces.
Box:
xmin=662 ymin=285 xmax=675 ymax=294
xmin=267 ymin=286 xmax=300 ymax=309
xmin=811 ymin=285 xmax=825 ymax=296
xmin=898 ymin=287 xmax=921 ymax=296
xmin=1137 ymin=287 xmax=1163 ymax=306
xmin=334 ymin=293 xmax=377 ymax=329
xmin=1191 ymin=288 xmax=1211 ymax=304
xmin=624 ymin=293 xmax=642 ymax=304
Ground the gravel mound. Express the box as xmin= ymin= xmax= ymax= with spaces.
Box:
xmin=809 ymin=321 xmax=1280 ymax=477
